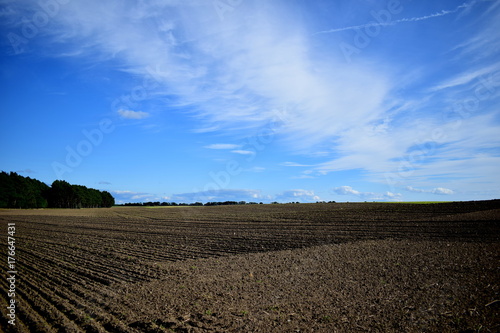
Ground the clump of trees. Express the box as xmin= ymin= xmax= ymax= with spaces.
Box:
xmin=0 ymin=171 xmax=114 ymax=209
xmin=49 ymin=180 xmax=114 ymax=208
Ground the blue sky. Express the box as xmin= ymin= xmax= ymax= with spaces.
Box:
xmin=1 ymin=0 xmax=499 ymax=204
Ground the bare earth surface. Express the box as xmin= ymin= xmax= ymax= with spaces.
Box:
xmin=0 ymin=201 xmax=499 ymax=332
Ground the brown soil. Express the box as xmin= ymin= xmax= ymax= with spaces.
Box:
xmin=0 ymin=201 xmax=499 ymax=332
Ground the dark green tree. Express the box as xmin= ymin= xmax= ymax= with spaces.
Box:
xmin=100 ymin=191 xmax=115 ymax=207
xmin=49 ymin=180 xmax=74 ymax=208
xmin=0 ymin=172 xmax=49 ymax=208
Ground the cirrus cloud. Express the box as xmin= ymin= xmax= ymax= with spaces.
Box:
xmin=117 ymin=109 xmax=150 ymax=120
xmin=204 ymin=143 xmax=241 ymax=150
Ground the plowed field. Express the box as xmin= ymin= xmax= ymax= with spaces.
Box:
xmin=1 ymin=201 xmax=499 ymax=332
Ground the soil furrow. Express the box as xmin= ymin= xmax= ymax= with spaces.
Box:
xmin=1 ymin=201 xmax=498 ymax=332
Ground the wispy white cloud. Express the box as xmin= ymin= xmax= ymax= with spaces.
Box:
xmin=281 ymin=162 xmax=313 ymax=167
xmin=332 ymin=186 xmax=402 ymax=201
xmin=430 ymin=64 xmax=500 ymax=92
xmin=204 ymin=143 xmax=241 ymax=150
xmin=275 ymin=189 xmax=320 ymax=203
xmin=332 ymin=186 xmax=361 ymax=196
xmin=111 ymin=190 xmax=136 ymax=195
xmin=315 ymin=112 xmax=500 ymax=193
xmin=452 ymin=1 xmax=500 ymax=62
xmin=111 ymin=190 xmax=159 ymax=203
xmin=433 ymin=188 xmax=454 ymax=195
xmin=192 ymin=125 xmax=221 ymax=134
xmin=9 ymin=0 xmax=390 ymax=148
xmin=231 ymin=150 xmax=255 ymax=155
xmin=405 ymin=186 xmax=454 ymax=195
xmin=315 ymin=2 xmax=477 ymax=34
xmin=131 ymin=194 xmax=154 ymax=200
xmin=117 ymin=109 xmax=150 ymax=120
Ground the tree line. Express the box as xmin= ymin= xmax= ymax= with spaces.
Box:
xmin=0 ymin=171 xmax=114 ymax=209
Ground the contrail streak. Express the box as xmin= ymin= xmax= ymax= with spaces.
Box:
xmin=314 ymin=2 xmax=476 ymax=35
